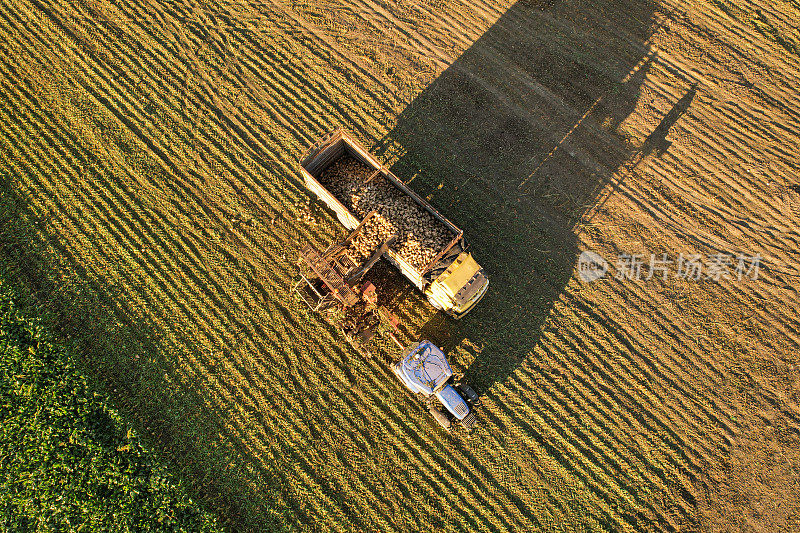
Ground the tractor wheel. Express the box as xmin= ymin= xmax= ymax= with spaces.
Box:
xmin=428 ymin=405 xmax=452 ymax=431
xmin=457 ymin=383 xmax=481 ymax=407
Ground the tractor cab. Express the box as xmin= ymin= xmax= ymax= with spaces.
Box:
xmin=392 ymin=340 xmax=479 ymax=430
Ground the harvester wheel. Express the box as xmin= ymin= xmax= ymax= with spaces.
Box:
xmin=425 ymin=295 xmax=444 ymax=311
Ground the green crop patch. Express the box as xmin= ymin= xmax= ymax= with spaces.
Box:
xmin=0 ymin=279 xmax=222 ymax=533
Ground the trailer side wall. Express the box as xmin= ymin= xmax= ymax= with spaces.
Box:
xmin=301 ymin=131 xmax=459 ymax=290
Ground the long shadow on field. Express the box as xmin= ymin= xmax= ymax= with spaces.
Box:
xmin=0 ymin=0 xmax=675 ymax=530
xmin=376 ymin=0 xmax=661 ymax=394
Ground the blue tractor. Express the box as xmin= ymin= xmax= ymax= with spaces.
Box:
xmin=392 ymin=340 xmax=480 ymax=430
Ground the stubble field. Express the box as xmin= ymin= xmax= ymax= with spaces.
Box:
xmin=0 ymin=0 xmax=799 ymax=530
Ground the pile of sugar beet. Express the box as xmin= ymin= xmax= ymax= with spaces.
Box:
xmin=319 ymin=155 xmax=452 ymax=271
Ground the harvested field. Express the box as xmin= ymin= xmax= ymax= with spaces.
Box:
xmin=320 ymin=155 xmax=453 ymax=269
xmin=0 ymin=0 xmax=798 ymax=531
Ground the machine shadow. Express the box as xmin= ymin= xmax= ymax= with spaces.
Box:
xmin=375 ymin=0 xmax=660 ymax=392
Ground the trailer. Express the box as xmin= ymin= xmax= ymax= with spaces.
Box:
xmin=299 ymin=128 xmax=489 ymax=318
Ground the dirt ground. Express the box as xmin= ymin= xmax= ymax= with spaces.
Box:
xmin=0 ymin=0 xmax=798 ymax=530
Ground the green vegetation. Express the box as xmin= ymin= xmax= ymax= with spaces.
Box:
xmin=0 ymin=278 xmax=222 ymax=532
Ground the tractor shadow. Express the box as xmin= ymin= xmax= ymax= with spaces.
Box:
xmin=373 ymin=0 xmax=667 ymax=393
